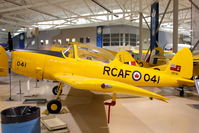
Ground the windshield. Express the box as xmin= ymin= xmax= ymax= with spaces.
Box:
xmin=63 ymin=45 xmax=74 ymax=58
xmin=77 ymin=45 xmax=115 ymax=63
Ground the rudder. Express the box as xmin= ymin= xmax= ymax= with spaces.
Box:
xmin=115 ymin=51 xmax=139 ymax=66
xmin=165 ymin=48 xmax=193 ymax=79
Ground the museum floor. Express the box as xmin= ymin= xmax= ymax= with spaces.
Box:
xmin=0 ymin=74 xmax=199 ymax=133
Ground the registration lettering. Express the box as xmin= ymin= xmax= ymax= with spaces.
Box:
xmin=103 ymin=66 xmax=160 ymax=83
xmin=103 ymin=66 xmax=131 ymax=78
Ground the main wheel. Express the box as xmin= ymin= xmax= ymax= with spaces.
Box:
xmin=52 ymin=86 xmax=62 ymax=95
xmin=179 ymin=90 xmax=184 ymax=97
xmin=47 ymin=99 xmax=62 ymax=114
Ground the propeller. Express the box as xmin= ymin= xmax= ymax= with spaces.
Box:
xmin=7 ymin=32 xmax=14 ymax=101
xmin=7 ymin=32 xmax=13 ymax=52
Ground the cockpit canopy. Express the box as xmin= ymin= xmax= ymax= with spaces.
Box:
xmin=63 ymin=44 xmax=115 ymax=63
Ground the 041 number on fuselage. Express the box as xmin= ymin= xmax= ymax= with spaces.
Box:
xmin=16 ymin=61 xmax=27 ymax=67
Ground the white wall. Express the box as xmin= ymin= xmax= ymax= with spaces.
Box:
xmin=53 ymin=27 xmax=96 ymax=46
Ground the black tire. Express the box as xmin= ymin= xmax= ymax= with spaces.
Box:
xmin=52 ymin=86 xmax=62 ymax=95
xmin=149 ymin=97 xmax=153 ymax=100
xmin=179 ymin=90 xmax=184 ymax=97
xmin=47 ymin=99 xmax=62 ymax=114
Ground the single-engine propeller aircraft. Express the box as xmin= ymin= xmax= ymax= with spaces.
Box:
xmin=0 ymin=46 xmax=8 ymax=76
xmin=10 ymin=42 xmax=196 ymax=116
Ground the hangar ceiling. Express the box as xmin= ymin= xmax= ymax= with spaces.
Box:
xmin=0 ymin=0 xmax=191 ymax=43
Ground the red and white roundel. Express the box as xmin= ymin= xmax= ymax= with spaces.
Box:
xmin=132 ymin=71 xmax=142 ymax=81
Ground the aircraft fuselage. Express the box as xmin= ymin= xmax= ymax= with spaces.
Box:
xmin=11 ymin=49 xmax=193 ymax=88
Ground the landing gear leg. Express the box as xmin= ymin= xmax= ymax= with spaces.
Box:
xmin=179 ymin=87 xmax=184 ymax=97
xmin=52 ymin=83 xmax=64 ymax=95
xmin=47 ymin=82 xmax=64 ymax=114
xmin=104 ymin=93 xmax=116 ymax=123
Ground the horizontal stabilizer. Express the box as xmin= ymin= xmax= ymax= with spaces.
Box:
xmin=177 ymin=78 xmax=194 ymax=87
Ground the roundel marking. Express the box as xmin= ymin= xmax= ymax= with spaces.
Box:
xmin=132 ymin=71 xmax=142 ymax=81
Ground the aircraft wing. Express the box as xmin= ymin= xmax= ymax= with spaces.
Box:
xmin=54 ymin=73 xmax=169 ymax=102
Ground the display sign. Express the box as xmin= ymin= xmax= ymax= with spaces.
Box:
xmin=150 ymin=2 xmax=159 ymax=51
xmin=19 ymin=33 xmax=25 ymax=49
xmin=96 ymin=26 xmax=103 ymax=48
xmin=150 ymin=2 xmax=159 ymax=64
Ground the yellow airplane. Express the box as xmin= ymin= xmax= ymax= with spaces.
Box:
xmin=0 ymin=46 xmax=8 ymax=76
xmin=47 ymin=44 xmax=199 ymax=97
xmin=10 ymin=43 xmax=195 ymax=114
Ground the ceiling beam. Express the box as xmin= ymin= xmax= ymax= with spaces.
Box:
xmin=114 ymin=0 xmax=125 ymax=12
xmin=45 ymin=0 xmax=95 ymax=22
xmin=1 ymin=0 xmax=66 ymax=14
xmin=83 ymin=0 xmax=95 ymax=15
xmin=2 ymin=15 xmax=31 ymax=23
xmin=4 ymin=0 xmax=60 ymax=19
xmin=0 ymin=18 xmax=30 ymax=27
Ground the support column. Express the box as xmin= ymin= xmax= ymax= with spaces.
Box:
xmin=173 ymin=0 xmax=178 ymax=53
xmin=139 ymin=0 xmax=143 ymax=59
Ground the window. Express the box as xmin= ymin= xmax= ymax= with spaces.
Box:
xmin=77 ymin=45 xmax=114 ymax=63
xmin=130 ymin=34 xmax=136 ymax=46
xmin=63 ymin=45 xmax=74 ymax=58
xmin=45 ymin=40 xmax=49 ymax=45
xmin=58 ymin=39 xmax=62 ymax=44
xmin=80 ymin=37 xmax=84 ymax=43
xmin=125 ymin=34 xmax=129 ymax=46
xmin=66 ymin=38 xmax=70 ymax=43
xmin=72 ymin=38 xmax=76 ymax=42
xmin=86 ymin=37 xmax=90 ymax=43
xmin=103 ymin=34 xmax=110 ymax=46
xmin=103 ymin=33 xmax=137 ymax=47
xmin=31 ymin=41 xmax=35 ymax=45
xmin=119 ymin=34 xmax=123 ymax=46
xmin=111 ymin=34 xmax=119 ymax=46
xmin=40 ymin=40 xmax=44 ymax=45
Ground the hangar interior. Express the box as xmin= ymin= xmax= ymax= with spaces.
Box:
xmin=0 ymin=0 xmax=199 ymax=133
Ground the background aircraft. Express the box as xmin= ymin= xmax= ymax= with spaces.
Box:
xmin=0 ymin=46 xmax=8 ymax=76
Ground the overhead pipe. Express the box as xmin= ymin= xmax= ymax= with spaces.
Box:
xmin=91 ymin=0 xmax=119 ymax=17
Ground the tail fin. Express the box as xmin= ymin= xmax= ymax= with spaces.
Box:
xmin=165 ymin=48 xmax=193 ymax=79
xmin=115 ymin=51 xmax=139 ymax=66
xmin=0 ymin=46 xmax=8 ymax=76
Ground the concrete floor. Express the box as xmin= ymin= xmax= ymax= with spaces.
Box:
xmin=0 ymin=74 xmax=199 ymax=133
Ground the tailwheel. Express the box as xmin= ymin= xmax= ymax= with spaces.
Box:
xmin=47 ymin=99 xmax=62 ymax=114
xmin=52 ymin=85 xmax=62 ymax=95
xmin=179 ymin=89 xmax=184 ymax=97
xmin=178 ymin=87 xmax=184 ymax=97
xmin=149 ymin=97 xmax=153 ymax=100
